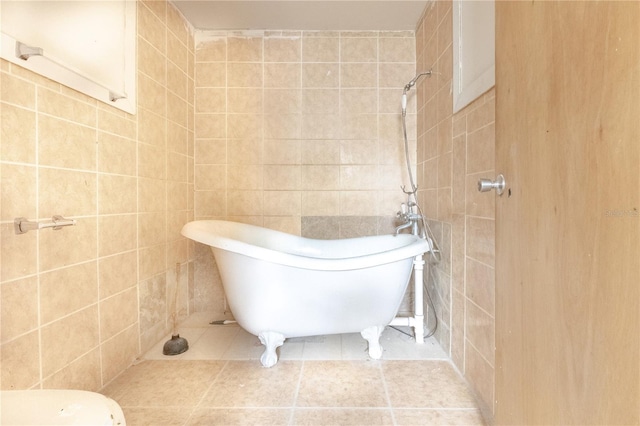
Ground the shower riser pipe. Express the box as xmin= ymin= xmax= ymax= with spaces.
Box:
xmin=390 ymin=253 xmax=425 ymax=343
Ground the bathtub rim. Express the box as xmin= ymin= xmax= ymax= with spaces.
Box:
xmin=181 ymin=220 xmax=430 ymax=271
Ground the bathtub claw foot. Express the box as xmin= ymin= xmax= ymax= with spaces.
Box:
xmin=258 ymin=331 xmax=285 ymax=367
xmin=361 ymin=326 xmax=384 ymax=359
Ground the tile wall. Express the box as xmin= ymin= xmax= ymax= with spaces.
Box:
xmin=192 ymin=30 xmax=419 ymax=313
xmin=0 ymin=0 xmax=194 ymax=391
xmin=415 ymin=0 xmax=496 ymax=420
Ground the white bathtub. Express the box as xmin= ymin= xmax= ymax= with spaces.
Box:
xmin=181 ymin=220 xmax=430 ymax=367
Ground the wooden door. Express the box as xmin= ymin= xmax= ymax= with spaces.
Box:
xmin=495 ymin=2 xmax=640 ymax=424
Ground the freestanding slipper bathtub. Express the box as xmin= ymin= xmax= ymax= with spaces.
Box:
xmin=181 ymin=220 xmax=430 ymax=367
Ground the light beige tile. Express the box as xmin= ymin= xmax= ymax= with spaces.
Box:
xmin=228 ymin=164 xmax=263 ymax=190
xmin=1 ymin=222 xmax=37 ymax=281
xmin=100 ymin=325 xmax=139 ymax=386
xmin=227 ymin=191 xmax=263 ymax=216
xmin=1 ymin=72 xmax=36 ymax=109
xmin=227 ymin=37 xmax=263 ymax=62
xmin=98 ymin=214 xmax=137 ymax=256
xmin=195 ymin=62 xmax=226 ymax=87
xmin=196 ymin=37 xmax=227 ymax=62
xmin=99 ymin=174 xmax=137 ymax=214
xmin=227 ymin=63 xmax=263 ymax=87
xmin=0 ymin=331 xmax=40 ymax=390
xmin=264 ymin=165 xmax=300 ymax=190
xmin=138 ymin=37 xmax=166 ymax=85
xmin=227 ymin=88 xmax=262 ymax=114
xmin=138 ymin=1 xmax=166 ymax=52
xmin=1 ymin=103 xmax=36 ymax=163
xmin=340 ymin=63 xmax=377 ymax=88
xmin=394 ymin=408 xmax=486 ymax=425
xmin=384 ymin=360 xmax=478 ymax=408
xmin=99 ymin=251 xmax=137 ymax=299
xmin=465 ymin=344 xmax=494 ymax=416
xmin=294 ymin=408 xmax=394 ymax=425
xmin=138 ymin=244 xmax=167 ymax=281
xmin=97 ymin=132 xmax=137 ymax=176
xmin=302 ymin=89 xmax=339 ymax=114
xmin=301 ymin=191 xmax=340 ymax=216
xmin=264 ymin=113 xmax=301 ymax=139
xmin=100 ymin=287 xmax=138 ymax=342
xmin=302 ymin=165 xmax=340 ymax=190
xmin=138 ymin=108 xmax=166 ymax=147
xmin=200 ymin=360 xmax=301 ymax=407
xmin=340 ymin=37 xmax=378 ymax=62
xmin=120 ymin=407 xmax=191 ymax=426
xmin=40 ymin=261 xmax=98 ymax=324
xmin=265 ymin=63 xmax=300 ymax=88
xmin=103 ymin=360 xmax=225 ymax=407
xmin=195 ymin=113 xmax=226 ymax=138
xmin=0 ymin=277 xmax=38 ymax=343
xmin=265 ymin=36 xmax=301 ymax=62
xmin=39 ymin=168 xmax=96 ymax=216
xmin=466 ymin=217 xmax=495 ymax=267
xmin=265 ymin=89 xmax=301 ymax=114
xmin=465 ymin=300 xmax=495 ymax=368
xmin=264 ymin=191 xmax=301 ymax=216
xmin=1 ymin=163 xmax=36 ymax=221
xmin=188 ymin=408 xmax=292 ymax=426
xmin=41 ymin=306 xmax=99 ymax=377
xmin=167 ymin=92 xmax=188 ymax=127
xmin=379 ymin=37 xmax=416 ymax=63
xmin=139 ymin=211 xmax=167 ymax=247
xmin=195 ymin=88 xmax=226 ymax=113
xmin=39 ymin=218 xmax=97 ymax=272
xmin=43 ymin=348 xmax=102 ymax=392
xmin=264 ymin=139 xmax=301 ymax=164
xmin=302 ymin=63 xmax=339 ymax=88
xmin=297 ymin=361 xmax=387 ymax=407
xmin=302 ymin=37 xmax=338 ymax=62
xmin=228 ymin=114 xmax=263 ymax=139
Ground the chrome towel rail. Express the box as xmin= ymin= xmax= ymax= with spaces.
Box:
xmin=14 ymin=216 xmax=77 ymax=235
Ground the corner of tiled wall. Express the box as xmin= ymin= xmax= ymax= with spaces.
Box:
xmin=0 ymin=0 xmax=195 ymax=392
xmin=416 ymin=0 xmax=496 ymax=421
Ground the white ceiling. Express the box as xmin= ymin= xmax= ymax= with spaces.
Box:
xmin=171 ymin=1 xmax=429 ymax=31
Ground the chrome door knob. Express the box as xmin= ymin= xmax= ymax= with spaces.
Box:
xmin=477 ymin=174 xmax=506 ymax=195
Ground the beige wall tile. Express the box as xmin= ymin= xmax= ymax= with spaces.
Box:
xmin=101 ymin=325 xmax=139 ymax=385
xmin=39 ymin=168 xmax=96 ymax=216
xmin=41 ymin=306 xmax=99 ymax=377
xmin=138 ymin=1 xmax=166 ymax=52
xmin=39 ymin=218 xmax=97 ymax=272
xmin=340 ymin=38 xmax=378 ymax=62
xmin=100 ymin=287 xmax=138 ymax=341
xmin=1 ymin=277 xmax=38 ymax=343
xmin=97 ymin=132 xmax=137 ymax=176
xmin=340 ymin=63 xmax=377 ymax=88
xmin=265 ymin=36 xmax=301 ymax=62
xmin=99 ymin=174 xmax=137 ymax=214
xmin=302 ymin=63 xmax=339 ymax=88
xmin=1 ymin=163 xmax=36 ymax=221
xmin=227 ymin=37 xmax=263 ymax=62
xmin=1 ymin=71 xmax=36 ymax=109
xmin=99 ymin=251 xmax=138 ymax=299
xmin=40 ymin=262 xmax=98 ymax=324
xmin=379 ymin=37 xmax=415 ymax=63
xmin=1 ymin=331 xmax=40 ymax=390
xmin=98 ymin=214 xmax=137 ymax=257
xmin=0 ymin=0 xmax=195 ymax=392
xmin=302 ymin=37 xmax=339 ymax=62
xmin=43 ymin=349 xmax=102 ymax=391
xmin=1 ymin=103 xmax=36 ymax=163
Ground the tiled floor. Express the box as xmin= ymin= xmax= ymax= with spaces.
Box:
xmin=101 ymin=313 xmax=486 ymax=426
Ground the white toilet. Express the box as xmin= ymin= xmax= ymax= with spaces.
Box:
xmin=0 ymin=390 xmax=126 ymax=425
